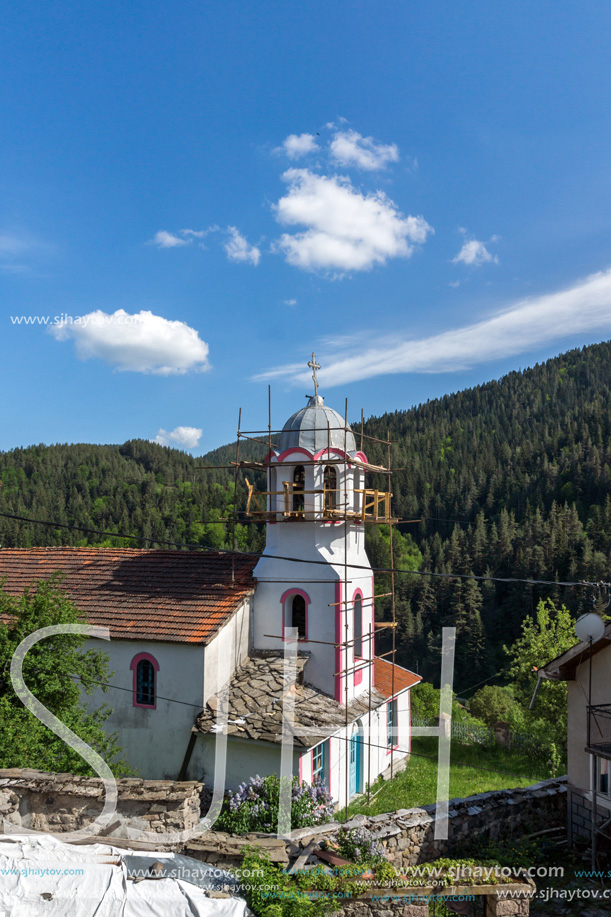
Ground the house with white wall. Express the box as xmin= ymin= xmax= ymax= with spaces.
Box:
xmin=0 ymin=384 xmax=420 ymax=807
xmin=539 ymin=623 xmax=611 ymax=848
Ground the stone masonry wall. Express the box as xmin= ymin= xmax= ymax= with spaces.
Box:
xmin=567 ymin=782 xmax=611 ymax=846
xmin=0 ymin=768 xmax=567 ymax=863
xmin=186 ymin=777 xmax=568 ymax=872
xmin=0 ymin=768 xmax=202 ymax=840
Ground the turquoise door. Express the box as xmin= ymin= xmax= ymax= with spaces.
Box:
xmin=349 ymin=727 xmax=362 ymax=797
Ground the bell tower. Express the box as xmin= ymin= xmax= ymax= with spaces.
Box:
xmin=248 ymin=356 xmax=392 ymax=705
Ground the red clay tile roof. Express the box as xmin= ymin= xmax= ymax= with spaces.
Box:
xmin=0 ymin=548 xmax=256 ymax=644
xmin=374 ymin=657 xmax=421 ymax=697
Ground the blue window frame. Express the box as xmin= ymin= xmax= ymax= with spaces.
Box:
xmin=387 ymin=699 xmax=398 ymax=749
xmin=137 ymin=659 xmax=155 ymax=706
xmin=312 ymin=741 xmax=328 ymax=785
xmin=131 ymin=652 xmax=159 ymax=709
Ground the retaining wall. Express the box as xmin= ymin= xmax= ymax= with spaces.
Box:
xmin=0 ymin=768 xmax=202 ymax=840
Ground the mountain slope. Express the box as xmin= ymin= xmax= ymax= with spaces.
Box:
xmin=2 ymin=341 xmax=611 ymax=687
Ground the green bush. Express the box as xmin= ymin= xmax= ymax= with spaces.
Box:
xmin=240 ymin=851 xmax=364 ymax=917
xmin=216 ymin=774 xmax=335 ymax=834
xmin=469 ymin=685 xmax=515 ymax=727
xmin=321 ymin=826 xmax=385 ymax=865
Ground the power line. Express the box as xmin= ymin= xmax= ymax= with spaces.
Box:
xmin=0 ymin=509 xmax=605 ymax=592
xmin=54 ymin=672 xmax=538 ymax=783
xmin=62 ymin=672 xmax=205 ymax=710
xmin=455 ymin=666 xmax=512 ymax=696
xmin=0 ymin=510 xmax=197 ymax=551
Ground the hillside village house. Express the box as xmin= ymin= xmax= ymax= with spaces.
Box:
xmin=0 ymin=387 xmax=419 ymax=805
xmin=539 ymin=623 xmax=611 ymax=847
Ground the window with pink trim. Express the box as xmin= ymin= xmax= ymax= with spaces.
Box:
xmin=353 ymin=592 xmax=363 ymax=658
xmin=130 ymin=652 xmax=159 ymax=708
xmin=281 ymin=589 xmax=309 ymax=641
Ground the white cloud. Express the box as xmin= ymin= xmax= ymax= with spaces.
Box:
xmin=154 ymin=426 xmax=203 ymax=449
xmin=50 ymin=309 xmax=210 ymax=375
xmin=0 ymin=230 xmax=53 ymax=273
xmin=224 ymin=227 xmax=261 ymax=266
xmin=0 ymin=233 xmax=31 ymax=257
xmin=273 ymin=168 xmax=432 ymax=273
xmin=150 ymin=230 xmax=191 ymax=249
xmin=284 ymin=298 xmax=297 ymax=306
xmin=180 ymin=228 xmax=213 ymax=239
xmin=330 ymin=129 xmax=399 ymax=171
xmin=256 ymin=268 xmax=611 ymax=386
xmin=452 ymin=238 xmax=499 ymax=267
xmin=279 ymin=133 xmax=320 ymax=159
xmin=0 ymin=263 xmax=30 ymax=274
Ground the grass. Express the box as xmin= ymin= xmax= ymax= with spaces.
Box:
xmin=337 ymin=737 xmax=551 ymax=819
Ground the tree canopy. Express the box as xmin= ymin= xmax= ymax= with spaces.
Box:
xmin=0 ymin=579 xmax=130 ymax=775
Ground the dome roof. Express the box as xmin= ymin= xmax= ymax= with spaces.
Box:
xmin=277 ymin=395 xmax=357 ymax=455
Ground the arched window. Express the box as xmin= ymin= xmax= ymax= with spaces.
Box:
xmin=292 ymin=465 xmax=305 ymax=514
xmin=281 ymin=589 xmax=309 ymax=641
xmin=130 ymin=653 xmax=159 ymax=708
xmin=323 ymin=465 xmax=337 ymax=516
xmin=353 ymin=593 xmax=363 ymax=658
xmin=291 ymin=594 xmax=307 ymax=639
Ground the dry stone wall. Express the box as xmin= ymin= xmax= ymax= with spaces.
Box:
xmin=328 ymin=776 xmax=568 ymax=868
xmin=185 ymin=777 xmax=567 ymax=872
xmin=0 ymin=768 xmax=202 ymax=840
xmin=0 ymin=768 xmax=567 ymax=863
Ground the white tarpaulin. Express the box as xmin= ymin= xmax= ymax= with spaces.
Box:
xmin=0 ymin=834 xmax=252 ymax=917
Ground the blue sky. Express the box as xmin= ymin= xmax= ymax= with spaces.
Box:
xmin=2 ymin=1 xmax=611 ymax=454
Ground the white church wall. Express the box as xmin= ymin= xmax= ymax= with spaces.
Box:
xmin=191 ymin=734 xmax=302 ymax=793
xmin=203 ymin=597 xmax=251 ymax=705
xmin=253 ymin=517 xmax=374 ymax=703
xmin=83 ymin=636 xmax=205 ymax=780
xmin=298 ymin=689 xmax=413 ymax=809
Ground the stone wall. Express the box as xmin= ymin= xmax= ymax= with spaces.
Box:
xmin=340 ymin=888 xmax=533 ymax=916
xmin=0 ymin=768 xmax=202 ymax=841
xmin=566 ymin=782 xmax=611 ymax=846
xmin=185 ymin=777 xmax=567 ymax=872
xmin=333 ymin=776 xmax=568 ymax=867
xmin=0 ymin=767 xmax=567 ymax=862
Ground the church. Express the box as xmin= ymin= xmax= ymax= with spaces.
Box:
xmin=0 ymin=363 xmax=420 ymax=807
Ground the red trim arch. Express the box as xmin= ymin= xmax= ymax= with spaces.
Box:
xmin=267 ymin=446 xmax=369 ymax=464
xmin=275 ymin=446 xmax=315 ymax=463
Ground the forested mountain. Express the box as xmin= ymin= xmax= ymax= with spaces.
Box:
xmin=365 ymin=342 xmax=611 ymax=689
xmin=2 ymin=341 xmax=611 ymax=688
xmin=0 ymin=439 xmax=265 ymax=555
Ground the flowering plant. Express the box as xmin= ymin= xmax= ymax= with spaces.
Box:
xmin=323 ymin=826 xmax=385 ymax=865
xmin=216 ymin=774 xmax=335 ymax=834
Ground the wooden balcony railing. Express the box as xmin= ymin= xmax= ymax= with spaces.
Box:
xmin=244 ymin=479 xmax=392 ymax=522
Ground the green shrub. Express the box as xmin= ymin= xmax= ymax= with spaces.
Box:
xmin=324 ymin=826 xmax=386 ymax=865
xmin=240 ymin=851 xmax=364 ymax=917
xmin=470 ymin=685 xmax=515 ymax=727
xmin=216 ymin=774 xmax=335 ymax=834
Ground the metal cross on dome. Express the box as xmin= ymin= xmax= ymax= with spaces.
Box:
xmin=308 ymin=352 xmax=321 ymax=398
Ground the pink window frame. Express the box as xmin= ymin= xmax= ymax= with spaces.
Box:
xmin=280 ymin=588 xmax=310 ymax=642
xmin=130 ymin=652 xmax=159 ymax=709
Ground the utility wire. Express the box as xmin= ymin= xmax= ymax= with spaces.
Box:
xmin=56 ymin=672 xmax=539 ymax=782
xmin=455 ymin=666 xmax=513 ymax=697
xmin=0 ymin=509 xmax=606 ymax=592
